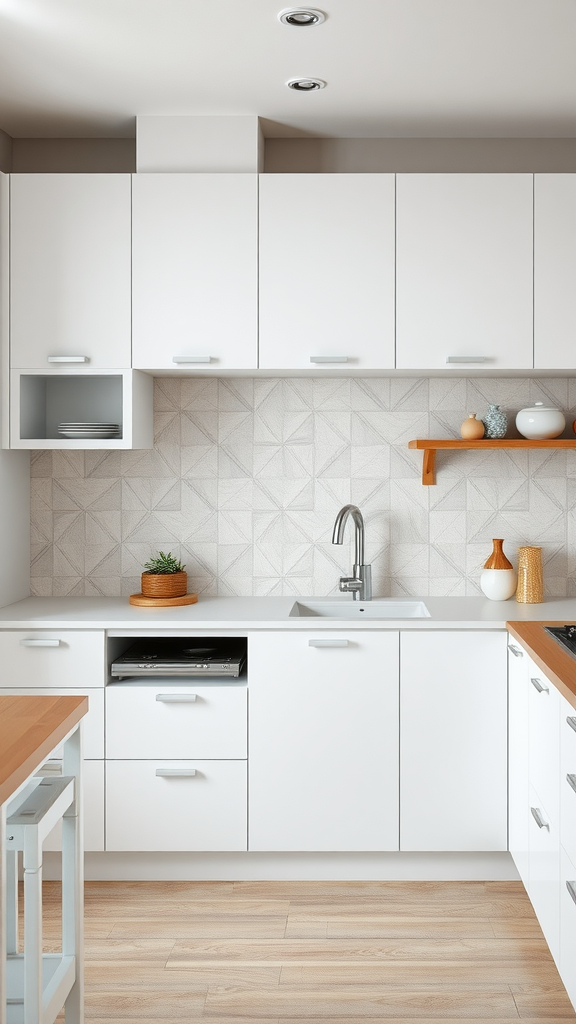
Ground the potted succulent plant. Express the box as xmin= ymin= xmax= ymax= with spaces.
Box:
xmin=141 ymin=551 xmax=187 ymax=599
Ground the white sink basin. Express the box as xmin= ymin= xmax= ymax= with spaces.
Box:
xmin=289 ymin=600 xmax=430 ymax=619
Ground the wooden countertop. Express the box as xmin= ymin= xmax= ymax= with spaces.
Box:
xmin=0 ymin=694 xmax=88 ymax=805
xmin=507 ymin=621 xmax=576 ymax=710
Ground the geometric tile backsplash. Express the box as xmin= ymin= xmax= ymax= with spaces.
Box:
xmin=30 ymin=375 xmax=576 ymax=598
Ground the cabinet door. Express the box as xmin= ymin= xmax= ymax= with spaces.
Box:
xmin=400 ymin=631 xmax=508 ymax=851
xmin=259 ymin=174 xmax=395 ymax=369
xmin=0 ymin=630 xmax=105 ymax=689
xmin=132 ymin=174 xmax=257 ymax=369
xmin=534 ymin=174 xmax=576 ymax=369
xmin=396 ymin=174 xmax=533 ymax=369
xmin=248 ymin=631 xmax=399 ymax=851
xmin=10 ymin=175 xmax=131 ymax=369
xmin=560 ymin=696 xmax=576 ymax=866
xmin=529 ymin=785 xmax=560 ymax=968
xmin=560 ymin=846 xmax=576 ymax=1012
xmin=528 ymin=656 xmax=560 ymax=828
xmin=508 ymin=639 xmax=530 ymax=885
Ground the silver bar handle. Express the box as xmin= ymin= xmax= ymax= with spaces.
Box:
xmin=507 ymin=644 xmax=524 ymax=658
xmin=445 ymin=356 xmax=488 ymax=364
xmin=47 ymin=355 xmax=89 ymax=363
xmin=567 ymin=881 xmax=576 ymax=906
xmin=567 ymin=717 xmax=576 ymax=733
xmin=567 ymin=774 xmax=576 ymax=795
xmin=308 ymin=639 xmax=349 ymax=648
xmin=531 ymin=806 xmax=550 ymax=831
xmin=309 ymin=356 xmax=349 ymax=364
xmin=172 ymin=355 xmax=211 ymax=364
xmin=531 ymin=676 xmax=549 ymax=694
xmin=155 ymin=768 xmax=196 ymax=777
xmin=155 ymin=694 xmax=197 ymax=703
xmin=19 ymin=638 xmax=61 ymax=647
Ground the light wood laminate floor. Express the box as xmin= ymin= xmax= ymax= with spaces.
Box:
xmin=36 ymin=879 xmax=576 ymax=1022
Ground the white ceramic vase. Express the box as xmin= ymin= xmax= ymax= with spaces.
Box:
xmin=515 ymin=401 xmax=565 ymax=440
xmin=480 ymin=568 xmax=518 ymax=601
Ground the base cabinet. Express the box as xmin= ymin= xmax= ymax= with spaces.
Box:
xmin=529 ymin=785 xmax=560 ymax=968
xmin=560 ymin=847 xmax=576 ymax=1008
xmin=400 ymin=631 xmax=507 ymax=851
xmin=106 ymin=760 xmax=247 ymax=852
xmin=248 ymin=631 xmax=400 ymax=852
xmin=508 ymin=640 xmax=530 ymax=882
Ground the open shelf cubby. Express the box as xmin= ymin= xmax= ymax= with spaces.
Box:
xmin=408 ymin=438 xmax=576 ymax=485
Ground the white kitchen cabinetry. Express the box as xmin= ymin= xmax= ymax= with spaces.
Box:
xmin=507 ymin=640 xmax=530 ymax=883
xmin=529 ymin=783 xmax=560 ymax=967
xmin=400 ymin=631 xmax=507 ymax=851
xmin=561 ymin=696 xmax=576 ymax=867
xmin=132 ymin=174 xmax=258 ymax=370
xmin=560 ymin=846 xmax=576 ymax=1009
xmin=528 ymin=655 xmax=560 ymax=826
xmin=259 ymin=174 xmax=395 ymax=370
xmin=534 ymin=174 xmax=576 ymax=369
xmin=396 ymin=174 xmax=533 ymax=370
xmin=10 ymin=174 xmax=131 ymax=369
xmin=248 ymin=631 xmax=399 ymax=852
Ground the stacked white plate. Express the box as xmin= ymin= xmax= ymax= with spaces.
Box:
xmin=58 ymin=422 xmax=121 ymax=439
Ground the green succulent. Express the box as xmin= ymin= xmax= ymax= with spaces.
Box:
xmin=143 ymin=551 xmax=186 ymax=575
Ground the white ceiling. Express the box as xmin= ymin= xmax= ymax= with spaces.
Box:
xmin=0 ymin=0 xmax=575 ymax=139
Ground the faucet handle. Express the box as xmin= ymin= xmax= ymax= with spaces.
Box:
xmin=339 ymin=576 xmax=362 ymax=594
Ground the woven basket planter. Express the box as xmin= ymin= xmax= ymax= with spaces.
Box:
xmin=141 ymin=571 xmax=188 ymax=599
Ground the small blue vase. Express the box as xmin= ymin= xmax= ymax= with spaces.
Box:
xmin=482 ymin=404 xmax=507 ymax=439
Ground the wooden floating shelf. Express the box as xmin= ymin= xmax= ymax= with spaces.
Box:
xmin=408 ymin=438 xmax=576 ymax=485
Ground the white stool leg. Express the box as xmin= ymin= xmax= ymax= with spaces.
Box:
xmin=62 ymin=727 xmax=83 ymax=1024
xmin=22 ymin=826 xmax=43 ymax=1024
xmin=5 ymin=849 xmax=18 ymax=955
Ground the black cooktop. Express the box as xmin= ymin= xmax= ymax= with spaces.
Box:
xmin=544 ymin=625 xmax=576 ymax=661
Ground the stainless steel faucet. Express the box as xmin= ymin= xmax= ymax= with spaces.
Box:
xmin=331 ymin=504 xmax=372 ymax=601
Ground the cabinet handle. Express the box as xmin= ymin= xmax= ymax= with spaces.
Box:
xmin=567 ymin=774 xmax=576 ymax=795
xmin=155 ymin=768 xmax=196 ymax=777
xmin=567 ymin=881 xmax=576 ymax=906
xmin=172 ymin=355 xmax=211 ymax=364
xmin=19 ymin=638 xmax=61 ymax=647
xmin=530 ymin=806 xmax=550 ymax=831
xmin=47 ymin=355 xmax=89 ymax=363
xmin=155 ymin=694 xmax=197 ymax=703
xmin=507 ymin=644 xmax=524 ymax=658
xmin=308 ymin=639 xmax=349 ymax=648
xmin=567 ymin=717 xmax=576 ymax=733
xmin=309 ymin=356 xmax=349 ymax=364
xmin=445 ymin=356 xmax=488 ymax=364
xmin=531 ymin=676 xmax=549 ymax=694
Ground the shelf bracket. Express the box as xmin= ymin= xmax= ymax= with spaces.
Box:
xmin=422 ymin=448 xmax=436 ymax=485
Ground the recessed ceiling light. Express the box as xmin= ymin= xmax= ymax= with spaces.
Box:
xmin=279 ymin=8 xmax=325 ymax=27
xmin=286 ymin=78 xmax=326 ymax=91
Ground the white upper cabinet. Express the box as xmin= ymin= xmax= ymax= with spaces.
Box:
xmin=10 ymin=174 xmax=131 ymax=369
xmin=259 ymin=174 xmax=395 ymax=370
xmin=132 ymin=174 xmax=258 ymax=370
xmin=534 ymin=174 xmax=576 ymax=369
xmin=396 ymin=174 xmax=534 ymax=370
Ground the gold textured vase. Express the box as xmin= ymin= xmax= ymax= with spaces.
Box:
xmin=515 ymin=546 xmax=544 ymax=604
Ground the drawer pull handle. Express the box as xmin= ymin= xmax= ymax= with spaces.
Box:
xmin=445 ymin=356 xmax=488 ymax=364
xmin=567 ymin=774 xmax=576 ymax=795
xmin=47 ymin=355 xmax=89 ymax=363
xmin=172 ymin=355 xmax=211 ymax=364
xmin=155 ymin=694 xmax=197 ymax=703
xmin=567 ymin=717 xmax=576 ymax=733
xmin=531 ymin=677 xmax=549 ymax=694
xmin=308 ymin=639 xmax=349 ymax=648
xmin=507 ymin=644 xmax=524 ymax=658
xmin=567 ymin=881 xmax=576 ymax=906
xmin=155 ymin=768 xmax=196 ymax=777
xmin=309 ymin=355 xmax=349 ymax=364
xmin=19 ymin=639 xmax=61 ymax=647
xmin=530 ymin=806 xmax=550 ymax=831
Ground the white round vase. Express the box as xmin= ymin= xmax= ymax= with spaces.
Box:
xmin=480 ymin=568 xmax=518 ymax=601
xmin=516 ymin=401 xmax=565 ymax=440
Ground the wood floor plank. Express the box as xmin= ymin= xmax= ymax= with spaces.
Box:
xmin=84 ymin=991 xmax=206 ymax=1018
xmin=324 ymin=916 xmax=498 ymax=938
xmin=108 ymin=916 xmax=288 ymax=939
xmin=278 ymin=961 xmax=561 ymax=986
xmin=83 ymin=939 xmax=176 ymax=962
xmin=85 ymin=962 xmax=280 ymax=989
xmin=81 ymin=899 xmax=290 ymax=918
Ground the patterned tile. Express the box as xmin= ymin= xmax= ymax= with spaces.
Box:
xmin=30 ymin=374 xmax=576 ymax=598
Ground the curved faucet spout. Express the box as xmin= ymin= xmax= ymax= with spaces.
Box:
xmin=331 ymin=504 xmax=372 ymax=601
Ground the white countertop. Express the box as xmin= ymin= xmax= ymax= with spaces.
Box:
xmin=0 ymin=595 xmax=575 ymax=631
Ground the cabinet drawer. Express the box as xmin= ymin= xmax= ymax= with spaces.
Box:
xmin=42 ymin=760 xmax=104 ymax=853
xmin=106 ymin=683 xmax=247 ymax=759
xmin=0 ymin=631 xmax=105 ymax=689
xmin=561 ymin=696 xmax=576 ymax=865
xmin=528 ymin=656 xmax=560 ymax=827
xmin=528 ymin=785 xmax=560 ymax=967
xmin=0 ymin=687 xmax=103 ymax=759
xmin=106 ymin=760 xmax=247 ymax=852
xmin=560 ymin=846 xmax=576 ymax=1012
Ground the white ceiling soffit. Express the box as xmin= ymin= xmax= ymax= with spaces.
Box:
xmin=0 ymin=0 xmax=575 ymax=139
